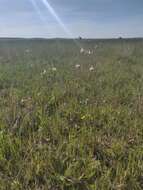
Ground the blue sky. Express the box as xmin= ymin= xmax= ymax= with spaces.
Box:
xmin=0 ymin=0 xmax=143 ymax=38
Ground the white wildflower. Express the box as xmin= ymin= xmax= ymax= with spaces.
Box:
xmin=88 ymin=50 xmax=91 ymax=55
xmin=41 ymin=69 xmax=46 ymax=76
xmin=80 ymin=48 xmax=84 ymax=54
xmin=52 ymin=67 xmax=57 ymax=71
xmin=21 ymin=98 xmax=25 ymax=104
xmin=75 ymin=64 xmax=81 ymax=69
xmin=43 ymin=69 xmax=47 ymax=74
xmin=85 ymin=98 xmax=89 ymax=105
xmin=89 ymin=66 xmax=94 ymax=71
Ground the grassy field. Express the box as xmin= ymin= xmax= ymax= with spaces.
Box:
xmin=0 ymin=38 xmax=142 ymax=190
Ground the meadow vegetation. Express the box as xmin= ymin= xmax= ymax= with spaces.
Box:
xmin=0 ymin=38 xmax=142 ymax=189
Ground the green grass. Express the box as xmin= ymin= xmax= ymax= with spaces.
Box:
xmin=0 ymin=38 xmax=142 ymax=190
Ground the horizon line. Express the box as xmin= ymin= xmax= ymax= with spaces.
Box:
xmin=0 ymin=36 xmax=143 ymax=40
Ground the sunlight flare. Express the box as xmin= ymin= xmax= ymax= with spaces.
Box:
xmin=29 ymin=0 xmax=81 ymax=48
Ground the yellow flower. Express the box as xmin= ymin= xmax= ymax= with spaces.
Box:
xmin=81 ymin=115 xmax=86 ymax=120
